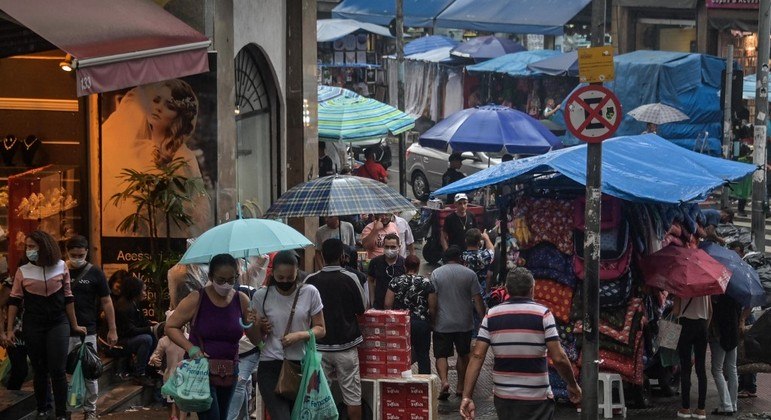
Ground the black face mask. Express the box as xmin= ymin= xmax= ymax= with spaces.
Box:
xmin=275 ymin=281 xmax=295 ymax=291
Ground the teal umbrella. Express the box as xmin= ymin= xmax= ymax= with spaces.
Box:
xmin=318 ymin=96 xmax=415 ymax=143
xmin=180 ymin=219 xmax=312 ymax=264
xmin=318 ymin=85 xmax=360 ymax=102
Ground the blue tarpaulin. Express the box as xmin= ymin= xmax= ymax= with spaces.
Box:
xmin=435 ymin=0 xmax=591 ymax=35
xmin=332 ymin=0 xmax=456 ymax=28
xmin=466 ymin=50 xmax=562 ymax=77
xmin=433 ymin=134 xmax=756 ymax=204
xmin=557 ymin=51 xmax=726 ymax=154
xmin=527 ymin=51 xmax=579 ymax=76
xmin=405 ymin=35 xmax=459 ymax=56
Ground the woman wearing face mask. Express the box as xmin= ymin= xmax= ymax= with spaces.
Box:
xmin=166 ymin=253 xmax=262 ymax=420
xmin=2 ymin=230 xmax=86 ymax=420
xmin=252 ymin=250 xmax=326 ymax=420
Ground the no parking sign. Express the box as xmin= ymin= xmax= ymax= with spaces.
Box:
xmin=564 ymin=85 xmax=622 ymax=143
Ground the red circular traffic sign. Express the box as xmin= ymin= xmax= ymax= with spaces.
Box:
xmin=564 ymin=85 xmax=622 ymax=143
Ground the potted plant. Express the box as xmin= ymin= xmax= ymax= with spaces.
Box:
xmin=109 ymin=157 xmax=207 ymax=315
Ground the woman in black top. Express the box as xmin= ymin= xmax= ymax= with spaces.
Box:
xmin=114 ymin=275 xmax=157 ymax=385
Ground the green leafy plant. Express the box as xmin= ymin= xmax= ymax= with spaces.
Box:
xmin=109 ymin=157 xmax=207 ymax=314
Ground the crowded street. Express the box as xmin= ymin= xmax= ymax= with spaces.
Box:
xmin=2 ymin=0 xmax=771 ymax=419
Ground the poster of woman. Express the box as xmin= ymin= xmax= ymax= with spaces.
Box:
xmin=101 ymin=76 xmax=216 ymax=239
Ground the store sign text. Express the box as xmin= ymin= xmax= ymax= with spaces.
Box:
xmin=707 ymin=0 xmax=759 ymax=9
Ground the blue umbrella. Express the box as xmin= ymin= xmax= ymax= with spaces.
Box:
xmin=318 ymin=85 xmax=360 ymax=102
xmin=405 ymin=35 xmax=459 ymax=56
xmin=263 ymin=174 xmax=415 ymax=218
xmin=699 ymin=242 xmax=766 ymax=308
xmin=180 ymin=219 xmax=313 ymax=264
xmin=418 ymin=105 xmax=563 ymax=154
xmin=450 ymin=35 xmax=525 ymax=61
xmin=527 ymin=50 xmax=579 ymax=76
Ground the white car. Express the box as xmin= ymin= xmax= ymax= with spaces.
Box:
xmin=406 ymin=143 xmax=502 ymax=201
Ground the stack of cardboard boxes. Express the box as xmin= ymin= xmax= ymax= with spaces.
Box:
xmin=358 ymin=309 xmax=411 ymax=378
xmin=380 ymin=381 xmax=433 ymax=420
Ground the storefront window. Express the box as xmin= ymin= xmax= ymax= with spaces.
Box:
xmin=235 ymin=45 xmax=278 ymax=218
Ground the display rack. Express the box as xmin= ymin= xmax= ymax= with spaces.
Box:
xmin=7 ymin=165 xmax=79 ymax=274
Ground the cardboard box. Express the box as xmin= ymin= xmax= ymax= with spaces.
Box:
xmin=385 ymin=349 xmax=411 ymax=364
xmin=361 ymin=361 xmax=387 ymax=378
xmin=360 ymin=338 xmax=386 ymax=350
xmin=382 ymin=408 xmax=406 ymax=420
xmin=361 ymin=326 xmax=386 ymax=338
xmin=406 ymin=408 xmax=430 ymax=420
xmin=380 ymin=382 xmax=406 ymax=408
xmin=385 ymin=323 xmax=410 ymax=336
xmin=358 ymin=349 xmax=387 ymax=363
xmin=385 ymin=336 xmax=410 ymax=351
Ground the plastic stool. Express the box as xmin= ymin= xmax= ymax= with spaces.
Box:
xmin=598 ymin=372 xmax=626 ymax=418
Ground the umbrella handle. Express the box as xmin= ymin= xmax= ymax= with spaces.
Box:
xmin=237 ymin=202 xmax=243 ymax=219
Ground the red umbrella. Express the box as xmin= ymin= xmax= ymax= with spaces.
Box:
xmin=641 ymin=246 xmax=731 ymax=298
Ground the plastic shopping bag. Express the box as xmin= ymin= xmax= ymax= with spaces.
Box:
xmin=291 ymin=331 xmax=339 ymax=420
xmin=67 ymin=346 xmax=86 ymax=410
xmin=161 ymin=358 xmax=212 ymax=413
xmin=0 ymin=356 xmax=11 ymax=386
xmin=656 ymin=316 xmax=682 ymax=350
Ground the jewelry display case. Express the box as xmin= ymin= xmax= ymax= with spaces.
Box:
xmin=7 ymin=165 xmax=79 ymax=273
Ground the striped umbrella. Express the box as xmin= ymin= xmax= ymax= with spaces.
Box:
xmin=318 ymin=96 xmax=415 ymax=143
xmin=264 ymin=174 xmax=414 ymax=218
xmin=318 ymin=85 xmax=360 ymax=102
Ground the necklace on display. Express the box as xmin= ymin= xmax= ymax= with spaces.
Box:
xmin=3 ymin=136 xmax=17 ymax=150
xmin=22 ymin=136 xmax=38 ymax=150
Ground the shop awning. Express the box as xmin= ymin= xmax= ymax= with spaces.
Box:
xmin=435 ymin=0 xmax=591 ymax=35
xmin=433 ymin=134 xmax=756 ymax=204
xmin=332 ymin=0 xmax=457 ymax=28
xmin=0 ymin=0 xmax=211 ymax=96
xmin=616 ymin=0 xmax=697 ymax=8
xmin=317 ymin=19 xmax=393 ymax=42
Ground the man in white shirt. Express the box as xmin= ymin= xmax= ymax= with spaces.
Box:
xmin=392 ymin=213 xmax=415 ymax=258
xmin=315 ymin=216 xmax=356 ymax=269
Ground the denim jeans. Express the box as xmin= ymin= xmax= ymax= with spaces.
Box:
xmin=411 ymin=317 xmax=432 ymax=374
xmin=709 ymin=340 xmax=738 ymax=412
xmin=198 ymin=381 xmax=238 ymax=420
xmin=68 ymin=335 xmax=99 ymax=413
xmin=227 ymin=351 xmax=260 ymax=420
xmin=123 ymin=333 xmax=155 ymax=376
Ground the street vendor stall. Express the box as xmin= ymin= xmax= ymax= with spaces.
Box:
xmin=433 ymin=133 xmax=758 ymax=404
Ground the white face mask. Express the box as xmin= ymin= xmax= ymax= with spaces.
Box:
xmin=69 ymin=258 xmax=87 ymax=268
xmin=384 ymin=249 xmax=398 ymax=259
xmin=210 ymin=281 xmax=233 ymax=297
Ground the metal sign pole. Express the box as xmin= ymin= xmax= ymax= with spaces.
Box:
xmin=753 ymin=0 xmax=770 ymax=253
xmin=722 ymin=44 xmax=733 ymax=209
xmin=396 ymin=0 xmax=407 ymax=196
xmin=581 ymin=1 xmax=604 ymax=418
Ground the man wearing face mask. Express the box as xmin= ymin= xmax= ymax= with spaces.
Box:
xmin=65 ymin=235 xmax=118 ymax=420
xmin=361 ymin=213 xmax=401 ymax=260
xmin=367 ymin=234 xmax=405 ymax=309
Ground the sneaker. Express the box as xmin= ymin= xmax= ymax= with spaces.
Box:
xmin=692 ymin=409 xmax=707 ymax=419
xmin=677 ymin=410 xmax=692 ymax=418
xmin=36 ymin=411 xmax=50 ymax=419
xmin=84 ymin=411 xmax=98 ymax=420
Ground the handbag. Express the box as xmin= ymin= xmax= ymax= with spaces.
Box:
xmin=657 ymin=299 xmax=693 ymax=350
xmin=275 ymin=284 xmax=304 ymax=400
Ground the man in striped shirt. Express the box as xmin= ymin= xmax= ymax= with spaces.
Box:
xmin=460 ymin=268 xmax=580 ymax=420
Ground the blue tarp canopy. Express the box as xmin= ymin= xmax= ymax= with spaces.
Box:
xmin=435 ymin=0 xmax=591 ymax=35
xmin=433 ymin=134 xmax=756 ymax=204
xmin=467 ymin=50 xmax=562 ymax=77
xmin=556 ymin=51 xmax=726 ymax=154
xmin=317 ymin=19 xmax=393 ymax=42
xmin=332 ymin=0 xmax=456 ymax=28
xmin=405 ymin=35 xmax=459 ymax=55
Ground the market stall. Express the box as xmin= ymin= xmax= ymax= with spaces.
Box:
xmin=433 ymin=133 xmax=758 ymax=402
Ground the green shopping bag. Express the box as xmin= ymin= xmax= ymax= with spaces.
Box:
xmin=0 ymin=356 xmax=10 ymax=385
xmin=67 ymin=346 xmax=86 ymax=409
xmin=161 ymin=358 xmax=212 ymax=413
xmin=291 ymin=331 xmax=339 ymax=420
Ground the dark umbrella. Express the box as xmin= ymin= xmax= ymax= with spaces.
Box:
xmin=418 ymin=105 xmax=563 ymax=155
xmin=641 ymin=246 xmax=731 ymax=298
xmin=699 ymin=242 xmax=766 ymax=307
xmin=450 ymin=35 xmax=525 ymax=61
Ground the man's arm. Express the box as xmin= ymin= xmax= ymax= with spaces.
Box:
xmin=100 ymin=296 xmax=119 ymax=346
xmin=427 ymin=293 xmax=437 ymax=326
xmin=367 ymin=276 xmax=376 ymax=309
xmin=384 ymin=290 xmax=395 ymax=310
xmin=482 ymin=231 xmax=494 ymax=250
xmin=472 ymin=294 xmax=485 ymax=319
xmin=440 ymin=228 xmax=449 ymax=251
xmin=314 ymin=250 xmax=324 ymax=271
xmin=546 ymin=340 xmax=581 ymax=404
xmin=460 ymin=340 xmax=490 ymax=419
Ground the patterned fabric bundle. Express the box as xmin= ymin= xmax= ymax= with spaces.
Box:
xmin=516 ymin=197 xmax=575 ymax=255
xmin=521 ymin=243 xmax=575 ymax=288
xmin=574 ymin=298 xmax=645 ymax=346
xmin=533 ymin=279 xmax=574 ymax=324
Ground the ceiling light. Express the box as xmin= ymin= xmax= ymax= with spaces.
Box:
xmin=59 ymin=54 xmax=73 ymax=72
